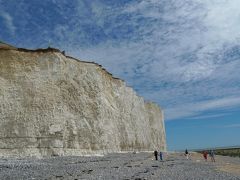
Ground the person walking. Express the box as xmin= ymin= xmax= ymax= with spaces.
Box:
xmin=185 ymin=149 xmax=189 ymax=160
xmin=154 ymin=150 xmax=158 ymax=160
xmin=203 ymin=151 xmax=208 ymax=161
xmin=209 ymin=150 xmax=215 ymax=162
xmin=159 ymin=151 xmax=163 ymax=161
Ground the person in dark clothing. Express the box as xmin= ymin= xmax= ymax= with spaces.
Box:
xmin=185 ymin=149 xmax=189 ymax=160
xmin=159 ymin=151 xmax=163 ymax=161
xmin=209 ymin=150 xmax=215 ymax=162
xmin=154 ymin=150 xmax=158 ymax=160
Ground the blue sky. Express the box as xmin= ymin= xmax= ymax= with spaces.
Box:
xmin=0 ymin=0 xmax=240 ymax=150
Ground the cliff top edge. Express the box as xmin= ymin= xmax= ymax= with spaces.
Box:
xmin=0 ymin=41 xmax=162 ymax=108
xmin=0 ymin=42 xmax=123 ymax=81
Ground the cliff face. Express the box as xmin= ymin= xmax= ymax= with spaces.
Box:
xmin=0 ymin=46 xmax=166 ymax=157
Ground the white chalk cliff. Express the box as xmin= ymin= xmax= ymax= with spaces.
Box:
xmin=0 ymin=43 xmax=166 ymax=157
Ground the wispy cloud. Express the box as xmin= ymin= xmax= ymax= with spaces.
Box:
xmin=223 ymin=124 xmax=240 ymax=128
xmin=187 ymin=113 xmax=229 ymax=120
xmin=0 ymin=11 xmax=16 ymax=35
xmin=165 ymin=96 xmax=240 ymax=120
xmin=67 ymin=0 xmax=240 ymax=120
xmin=1 ymin=0 xmax=240 ymax=121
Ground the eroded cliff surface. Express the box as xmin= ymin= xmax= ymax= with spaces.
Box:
xmin=0 ymin=46 xmax=166 ymax=157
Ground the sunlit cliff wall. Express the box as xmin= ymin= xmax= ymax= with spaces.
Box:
xmin=0 ymin=45 xmax=166 ymax=157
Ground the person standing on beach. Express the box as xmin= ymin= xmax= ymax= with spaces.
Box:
xmin=154 ymin=150 xmax=158 ymax=160
xmin=203 ymin=151 xmax=208 ymax=161
xmin=159 ymin=151 xmax=163 ymax=161
xmin=185 ymin=149 xmax=189 ymax=160
xmin=209 ymin=150 xmax=215 ymax=162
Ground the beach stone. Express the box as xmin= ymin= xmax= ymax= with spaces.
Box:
xmin=0 ymin=153 xmax=239 ymax=180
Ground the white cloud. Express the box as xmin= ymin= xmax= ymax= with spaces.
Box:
xmin=2 ymin=0 xmax=240 ymax=121
xmin=165 ymin=96 xmax=240 ymax=120
xmin=0 ymin=11 xmax=15 ymax=34
xmin=187 ymin=113 xmax=229 ymax=120
xmin=223 ymin=124 xmax=240 ymax=128
xmin=203 ymin=0 xmax=240 ymax=43
xmin=65 ymin=0 xmax=240 ymax=121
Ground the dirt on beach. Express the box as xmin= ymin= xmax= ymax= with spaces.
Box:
xmin=191 ymin=152 xmax=240 ymax=176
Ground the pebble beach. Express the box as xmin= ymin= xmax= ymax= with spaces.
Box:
xmin=0 ymin=152 xmax=239 ymax=180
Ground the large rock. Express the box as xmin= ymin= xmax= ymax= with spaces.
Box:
xmin=0 ymin=45 xmax=166 ymax=157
